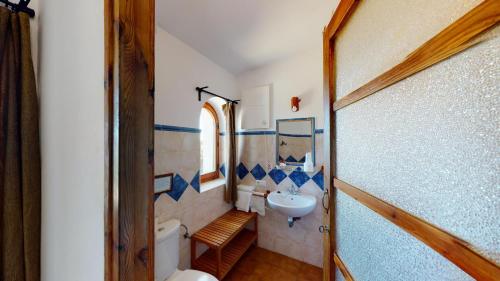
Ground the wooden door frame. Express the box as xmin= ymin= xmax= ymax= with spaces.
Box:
xmin=200 ymin=102 xmax=221 ymax=183
xmin=322 ymin=2 xmax=360 ymax=280
xmin=104 ymin=0 xmax=155 ymax=281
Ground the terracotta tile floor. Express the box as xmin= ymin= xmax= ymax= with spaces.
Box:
xmin=223 ymin=246 xmax=323 ymax=281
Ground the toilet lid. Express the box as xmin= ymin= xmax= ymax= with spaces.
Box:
xmin=167 ymin=269 xmax=218 ymax=281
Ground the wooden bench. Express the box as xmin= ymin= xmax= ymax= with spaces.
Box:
xmin=191 ymin=209 xmax=258 ymax=280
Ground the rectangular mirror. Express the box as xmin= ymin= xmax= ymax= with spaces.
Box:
xmin=276 ymin=117 xmax=315 ymax=166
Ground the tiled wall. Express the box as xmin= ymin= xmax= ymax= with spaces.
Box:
xmin=155 ymin=125 xmax=326 ymax=268
xmin=236 ymin=130 xmax=325 ymax=267
xmin=154 ymin=126 xmax=232 ymax=269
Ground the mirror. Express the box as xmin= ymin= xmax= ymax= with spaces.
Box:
xmin=276 ymin=118 xmax=315 ymax=166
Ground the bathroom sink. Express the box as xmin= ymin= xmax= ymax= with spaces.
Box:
xmin=267 ymin=191 xmax=317 ymax=218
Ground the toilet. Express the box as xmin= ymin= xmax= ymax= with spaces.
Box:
xmin=155 ymin=219 xmax=218 ymax=281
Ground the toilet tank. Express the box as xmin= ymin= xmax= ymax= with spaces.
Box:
xmin=155 ymin=219 xmax=180 ymax=281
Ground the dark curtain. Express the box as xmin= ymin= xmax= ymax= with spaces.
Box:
xmin=223 ymin=102 xmax=237 ymax=203
xmin=0 ymin=7 xmax=41 ymax=281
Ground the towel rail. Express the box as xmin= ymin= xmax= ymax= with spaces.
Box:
xmin=252 ymin=189 xmax=270 ymax=198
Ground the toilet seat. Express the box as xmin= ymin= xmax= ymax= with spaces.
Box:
xmin=166 ymin=269 xmax=218 ymax=281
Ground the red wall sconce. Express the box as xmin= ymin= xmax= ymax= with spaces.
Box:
xmin=291 ymin=97 xmax=301 ymax=112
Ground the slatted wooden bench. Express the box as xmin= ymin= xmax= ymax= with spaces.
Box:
xmin=191 ymin=209 xmax=258 ymax=280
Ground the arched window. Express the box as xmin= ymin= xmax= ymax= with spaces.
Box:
xmin=200 ymin=103 xmax=220 ymax=183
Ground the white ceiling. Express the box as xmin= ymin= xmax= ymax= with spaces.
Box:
xmin=156 ymin=0 xmax=339 ymax=75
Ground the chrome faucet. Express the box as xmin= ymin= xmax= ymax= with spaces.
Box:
xmin=288 ymin=184 xmax=300 ymax=195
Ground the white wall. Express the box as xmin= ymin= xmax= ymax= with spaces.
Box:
xmin=155 ymin=27 xmax=237 ymax=128
xmin=154 ymin=26 xmax=237 ymax=270
xmin=39 ymin=0 xmax=105 ymax=280
xmin=236 ymin=44 xmax=324 ymax=130
xmin=156 ymin=22 xmax=324 ymax=132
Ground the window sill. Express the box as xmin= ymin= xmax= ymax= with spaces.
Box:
xmin=200 ymin=178 xmax=225 ymax=193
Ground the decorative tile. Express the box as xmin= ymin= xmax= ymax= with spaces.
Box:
xmin=190 ymin=171 xmax=200 ymax=193
xmin=288 ymin=170 xmax=311 ymax=188
xmin=299 ymin=156 xmax=306 ymax=163
xmin=250 ymin=164 xmax=267 ymax=180
xmin=219 ymin=164 xmax=226 ymax=177
xmin=312 ymin=170 xmax=324 ymax=190
xmin=154 ymin=192 xmax=163 ymax=201
xmin=237 ymin=163 xmax=249 ymax=179
xmin=279 ymin=155 xmax=284 ymax=162
xmin=167 ymin=174 xmax=189 ymax=201
xmin=286 ymin=155 xmax=297 ymax=162
xmin=268 ymin=168 xmax=287 ymax=185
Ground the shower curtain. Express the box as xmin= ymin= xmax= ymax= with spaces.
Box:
xmin=223 ymin=102 xmax=237 ymax=203
xmin=0 ymin=7 xmax=41 ymax=281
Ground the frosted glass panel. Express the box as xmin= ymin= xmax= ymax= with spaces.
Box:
xmin=336 ymin=27 xmax=500 ymax=265
xmin=336 ymin=191 xmax=473 ymax=281
xmin=335 ymin=0 xmax=482 ymax=98
xmin=335 ymin=267 xmax=345 ymax=281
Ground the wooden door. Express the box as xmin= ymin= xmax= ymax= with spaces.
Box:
xmin=321 ymin=1 xmax=500 ymax=280
xmin=322 ymin=30 xmax=335 ymax=281
xmin=105 ymin=0 xmax=155 ymax=281
xmin=322 ymin=1 xmax=360 ymax=280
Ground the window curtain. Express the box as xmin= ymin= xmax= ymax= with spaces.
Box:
xmin=0 ymin=7 xmax=41 ymax=281
xmin=223 ymin=102 xmax=237 ymax=203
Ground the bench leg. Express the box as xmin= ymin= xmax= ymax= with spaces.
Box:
xmin=191 ymin=239 xmax=196 ymax=269
xmin=255 ymin=215 xmax=259 ymax=246
xmin=216 ymin=248 xmax=222 ymax=279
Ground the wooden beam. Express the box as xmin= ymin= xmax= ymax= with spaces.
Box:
xmin=334 ymin=178 xmax=500 ymax=281
xmin=333 ymin=252 xmax=354 ymax=281
xmin=333 ymin=0 xmax=500 ymax=111
xmin=334 ymin=252 xmax=355 ymax=281
xmin=325 ymin=0 xmax=360 ymax=40
xmin=118 ymin=1 xmax=155 ymax=281
xmin=105 ymin=0 xmax=155 ymax=280
xmin=104 ymin=0 xmax=119 ymax=280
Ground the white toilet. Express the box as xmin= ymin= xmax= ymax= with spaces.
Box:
xmin=155 ymin=219 xmax=218 ymax=281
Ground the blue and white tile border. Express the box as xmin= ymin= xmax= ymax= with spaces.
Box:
xmin=154 ymin=123 xmax=324 ymax=136
xmin=236 ymin=162 xmax=324 ymax=190
xmin=155 ymin=170 xmax=203 ymax=202
xmin=155 ymin=162 xmax=324 ymax=202
xmin=154 ymin=124 xmax=325 ymax=202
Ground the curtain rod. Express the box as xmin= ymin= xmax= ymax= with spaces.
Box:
xmin=196 ymin=86 xmax=240 ymax=104
xmin=0 ymin=0 xmax=35 ymax=17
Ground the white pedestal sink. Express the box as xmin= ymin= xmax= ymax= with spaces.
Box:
xmin=267 ymin=190 xmax=317 ymax=227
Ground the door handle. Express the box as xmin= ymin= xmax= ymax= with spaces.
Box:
xmin=322 ymin=189 xmax=330 ymax=213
